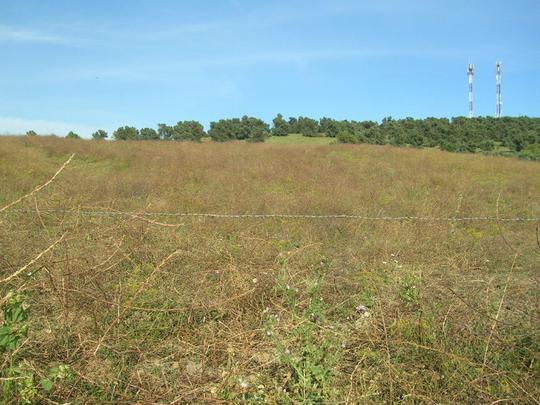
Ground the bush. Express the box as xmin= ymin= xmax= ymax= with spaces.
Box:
xmin=336 ymin=131 xmax=357 ymax=144
xmin=520 ymin=143 xmax=540 ymax=160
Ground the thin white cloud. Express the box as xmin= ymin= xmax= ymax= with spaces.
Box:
xmin=0 ymin=116 xmax=97 ymax=138
xmin=0 ymin=24 xmax=67 ymax=44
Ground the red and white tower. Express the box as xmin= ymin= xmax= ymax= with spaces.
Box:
xmin=496 ymin=61 xmax=502 ymax=118
xmin=467 ymin=63 xmax=474 ymax=118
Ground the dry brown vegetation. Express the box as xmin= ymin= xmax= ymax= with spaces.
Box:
xmin=1 ymin=135 xmax=539 ymax=404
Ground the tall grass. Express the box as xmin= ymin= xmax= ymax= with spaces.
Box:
xmin=0 ymin=135 xmax=539 ymax=403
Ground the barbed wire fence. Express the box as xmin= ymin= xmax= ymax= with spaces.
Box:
xmin=4 ymin=208 xmax=540 ymax=222
xmin=1 ymin=153 xmax=539 ymax=224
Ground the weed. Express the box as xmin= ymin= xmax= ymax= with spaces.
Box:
xmin=1 ymin=292 xmax=73 ymax=404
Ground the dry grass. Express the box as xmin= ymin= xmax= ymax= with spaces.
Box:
xmin=1 ymin=135 xmax=539 ymax=403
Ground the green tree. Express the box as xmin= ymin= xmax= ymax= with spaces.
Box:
xmin=319 ymin=118 xmax=339 ymax=137
xmin=113 ymin=126 xmax=139 ymax=140
xmin=139 ymin=127 xmax=159 ymax=140
xmin=208 ymin=119 xmax=237 ymax=142
xmin=173 ymin=121 xmax=206 ymax=141
xmin=296 ymin=117 xmax=320 ymax=137
xmin=240 ymin=116 xmax=270 ymax=141
xmin=288 ymin=117 xmax=299 ymax=133
xmin=66 ymin=131 xmax=80 ymax=139
xmin=25 ymin=130 xmax=37 ymax=136
xmin=272 ymin=114 xmax=289 ymax=136
xmin=247 ymin=125 xmax=267 ymax=142
xmin=91 ymin=129 xmax=108 ymax=140
xmin=208 ymin=117 xmax=269 ymax=142
xmin=158 ymin=124 xmax=174 ymax=140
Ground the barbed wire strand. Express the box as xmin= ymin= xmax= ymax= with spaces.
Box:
xmin=4 ymin=208 xmax=539 ymax=222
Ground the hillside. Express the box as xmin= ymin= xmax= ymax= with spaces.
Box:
xmin=1 ymin=136 xmax=539 ymax=403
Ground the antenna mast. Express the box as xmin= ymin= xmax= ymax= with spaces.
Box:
xmin=496 ymin=61 xmax=502 ymax=118
xmin=467 ymin=63 xmax=474 ymax=118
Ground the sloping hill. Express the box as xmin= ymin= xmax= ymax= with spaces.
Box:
xmin=1 ymin=136 xmax=539 ymax=403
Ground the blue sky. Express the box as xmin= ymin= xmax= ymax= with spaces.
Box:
xmin=0 ymin=0 xmax=539 ymax=137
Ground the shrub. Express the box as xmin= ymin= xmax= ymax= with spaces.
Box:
xmin=336 ymin=131 xmax=357 ymax=144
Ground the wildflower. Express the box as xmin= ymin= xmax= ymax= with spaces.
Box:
xmin=356 ymin=304 xmax=367 ymax=313
xmin=252 ymin=278 xmax=258 ymax=284
xmin=266 ymin=330 xmax=273 ymax=336
xmin=238 ymin=377 xmax=249 ymax=389
xmin=382 ymin=261 xmax=388 ymax=265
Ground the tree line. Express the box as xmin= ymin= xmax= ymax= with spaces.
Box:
xmin=329 ymin=116 xmax=540 ymax=159
xmin=35 ymin=114 xmax=539 ymax=160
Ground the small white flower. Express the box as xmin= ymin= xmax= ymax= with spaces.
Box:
xmin=266 ymin=330 xmax=273 ymax=336
xmin=356 ymin=304 xmax=367 ymax=313
xmin=27 ymin=272 xmax=32 ymax=276
xmin=252 ymin=278 xmax=258 ymax=283
xmin=238 ymin=377 xmax=249 ymax=389
xmin=382 ymin=261 xmax=388 ymax=265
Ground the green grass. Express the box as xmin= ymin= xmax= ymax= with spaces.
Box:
xmin=265 ymin=133 xmax=336 ymax=145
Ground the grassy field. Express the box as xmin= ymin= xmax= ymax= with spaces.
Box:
xmin=1 ymin=136 xmax=539 ymax=404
